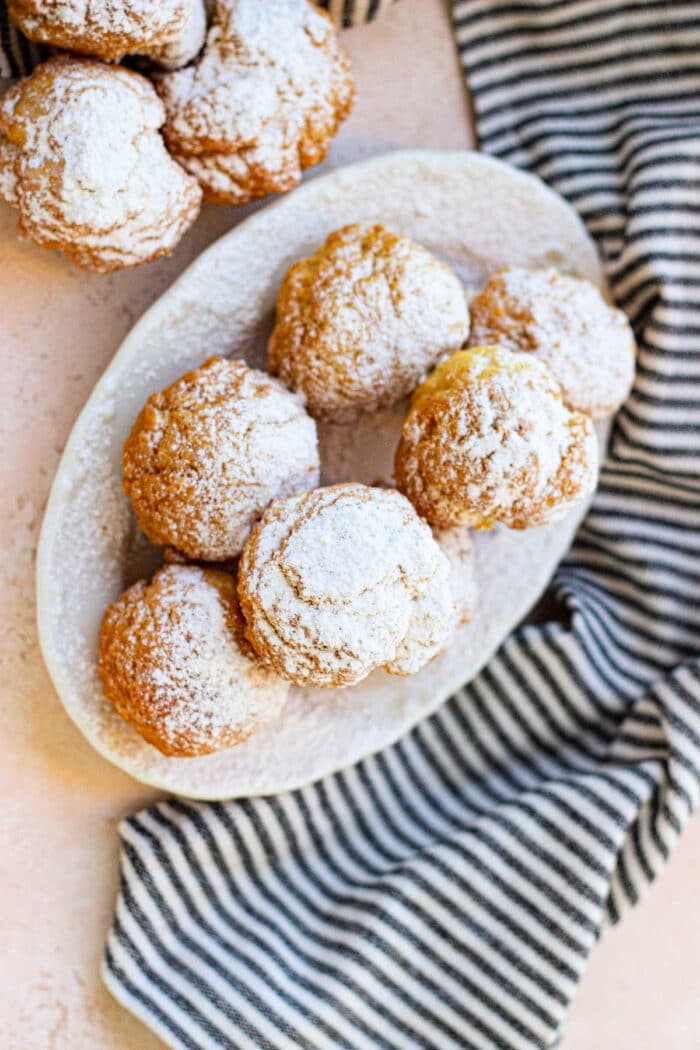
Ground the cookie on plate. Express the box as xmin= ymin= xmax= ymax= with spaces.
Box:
xmin=238 ymin=483 xmax=457 ymax=687
xmin=122 ymin=356 xmax=320 ymax=562
xmin=155 ymin=0 xmax=354 ymax=204
xmin=99 ymin=565 xmax=289 ymax=757
xmin=7 ymin=0 xmax=207 ymax=68
xmin=469 ymin=267 xmax=636 ymax=420
xmin=0 ymin=56 xmax=202 ymax=272
xmin=268 ymin=223 xmax=470 ymax=423
xmin=395 ymin=345 xmax=598 ymax=530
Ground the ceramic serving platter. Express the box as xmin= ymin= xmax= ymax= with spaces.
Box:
xmin=37 ymin=150 xmax=607 ymax=798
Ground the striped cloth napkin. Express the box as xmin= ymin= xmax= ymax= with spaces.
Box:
xmin=3 ymin=1 xmax=698 ymax=1048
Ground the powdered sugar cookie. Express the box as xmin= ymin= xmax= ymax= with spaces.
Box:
xmin=469 ymin=267 xmax=636 ymax=419
xmin=395 ymin=345 xmax=598 ymax=530
xmin=268 ymin=223 xmax=469 ymax=423
xmin=99 ymin=565 xmax=288 ymax=757
xmin=155 ymin=0 xmax=354 ymax=204
xmin=238 ymin=483 xmax=457 ymax=687
xmin=7 ymin=0 xmax=207 ymax=68
xmin=0 ymin=56 xmax=202 ymax=272
xmin=122 ymin=356 xmax=320 ymax=562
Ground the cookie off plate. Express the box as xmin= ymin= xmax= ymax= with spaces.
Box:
xmin=37 ymin=150 xmax=609 ymax=799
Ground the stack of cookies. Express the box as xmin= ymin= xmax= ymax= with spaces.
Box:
xmin=0 ymin=0 xmax=354 ymax=270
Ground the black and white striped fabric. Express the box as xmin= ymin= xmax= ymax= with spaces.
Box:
xmin=317 ymin=0 xmax=398 ymax=27
xmin=31 ymin=1 xmax=691 ymax=1047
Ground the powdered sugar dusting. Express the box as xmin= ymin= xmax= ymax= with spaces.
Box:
xmin=268 ymin=223 xmax=470 ymax=423
xmin=123 ymin=356 xmax=320 ymax=561
xmin=99 ymin=565 xmax=288 ymax=756
xmin=469 ymin=266 xmax=636 ymax=420
xmin=155 ymin=0 xmax=354 ymax=203
xmin=396 ymin=345 xmax=599 ymax=529
xmin=387 ymin=548 xmax=457 ymax=676
xmin=238 ymin=484 xmax=456 ymax=687
xmin=8 ymin=0 xmax=206 ymax=65
xmin=148 ymin=0 xmax=207 ymax=69
xmin=0 ymin=56 xmax=202 ymax=272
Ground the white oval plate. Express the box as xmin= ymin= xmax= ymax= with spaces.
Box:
xmin=37 ymin=150 xmax=606 ymax=799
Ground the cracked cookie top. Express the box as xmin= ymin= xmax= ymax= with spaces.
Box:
xmin=395 ymin=345 xmax=599 ymax=530
xmin=268 ymin=223 xmax=470 ymax=423
xmin=122 ymin=356 xmax=321 ymax=562
xmin=468 ymin=267 xmax=636 ymax=420
xmin=98 ymin=565 xmax=289 ymax=757
xmin=237 ymin=483 xmax=457 ymax=688
xmin=0 ymin=56 xmax=202 ymax=272
xmin=154 ymin=0 xmax=354 ymax=204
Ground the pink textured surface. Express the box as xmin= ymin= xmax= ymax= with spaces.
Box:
xmin=1 ymin=1 xmax=698 ymax=1047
